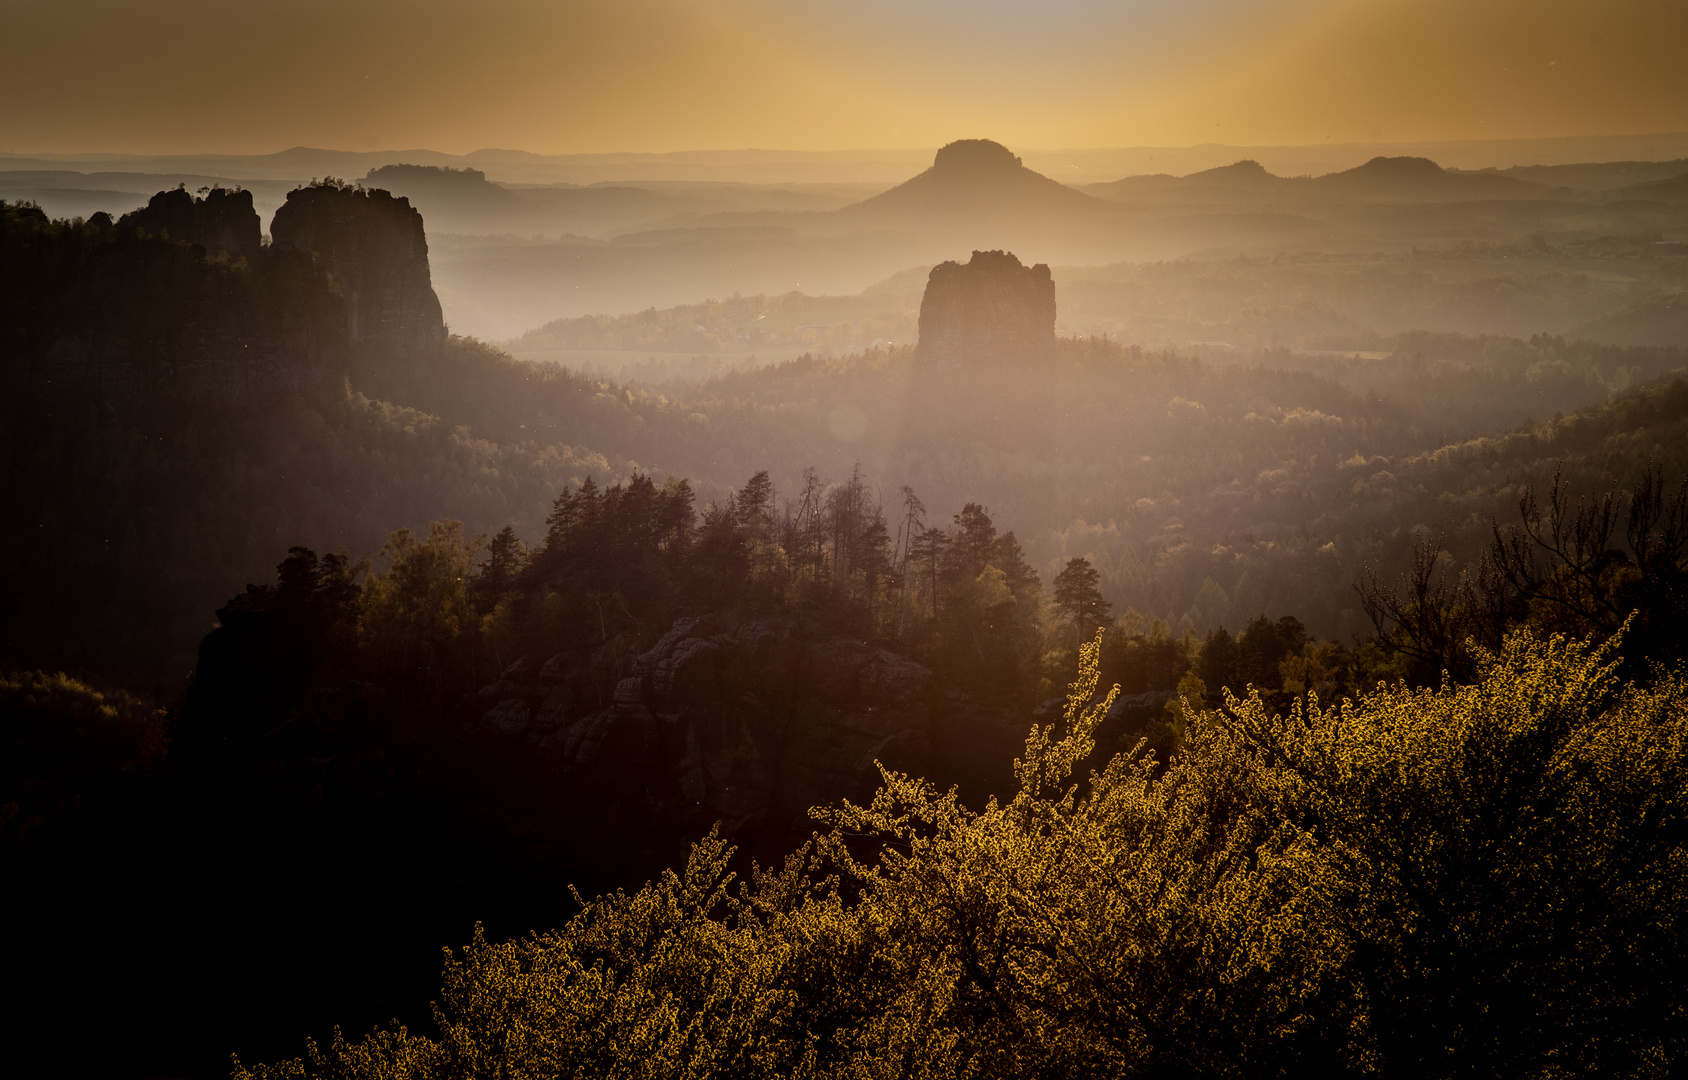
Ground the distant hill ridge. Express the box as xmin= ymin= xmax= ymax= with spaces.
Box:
xmin=1088 ymin=154 xmax=1561 ymax=202
xmin=1610 ymin=171 xmax=1688 ymax=203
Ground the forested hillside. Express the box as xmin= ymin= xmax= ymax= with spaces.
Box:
xmin=505 ymin=284 xmax=922 ymax=362
xmin=12 ymin=434 xmax=1682 ymax=1078
xmin=9 ymin=185 xmax=1682 ymax=674
xmin=334 ymin=315 xmax=1688 ymax=649
xmin=620 ymin=334 xmax=1684 ymax=640
xmin=6 ymin=183 xmax=1688 ymax=1080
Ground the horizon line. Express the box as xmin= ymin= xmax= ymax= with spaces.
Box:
xmin=6 ymin=130 xmax=1688 ymax=164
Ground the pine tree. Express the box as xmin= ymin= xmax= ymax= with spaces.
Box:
xmin=479 ymin=525 xmax=527 ymax=600
xmin=1053 ymin=556 xmax=1111 ymax=632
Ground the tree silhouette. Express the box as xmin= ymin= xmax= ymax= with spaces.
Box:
xmin=1053 ymin=556 xmax=1111 ymax=632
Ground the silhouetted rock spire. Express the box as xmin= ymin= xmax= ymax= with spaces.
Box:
xmin=270 ymin=183 xmax=446 ymax=355
xmin=119 ymin=187 xmax=261 ymax=258
xmin=917 ymin=249 xmax=1055 ymax=365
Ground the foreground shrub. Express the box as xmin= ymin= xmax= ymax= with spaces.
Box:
xmin=237 ymin=628 xmax=1688 ymax=1079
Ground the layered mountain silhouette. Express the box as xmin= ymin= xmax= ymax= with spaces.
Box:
xmin=362 ymin=164 xmax=534 ymax=234
xmin=1088 ymin=155 xmax=1562 ymax=203
xmin=1082 ymin=159 xmax=1291 ymax=203
xmin=1178 ymin=159 xmax=1281 ymax=188
xmin=1609 ymin=170 xmax=1688 ymax=203
xmin=1316 ymin=156 xmax=1559 ymax=201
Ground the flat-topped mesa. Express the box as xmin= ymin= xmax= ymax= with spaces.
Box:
xmin=931 ymin=138 xmax=1024 ymax=175
xmin=270 ymin=183 xmax=446 ymax=356
xmin=119 ymin=187 xmax=262 ymax=258
xmin=917 ymin=250 xmax=1055 ymax=366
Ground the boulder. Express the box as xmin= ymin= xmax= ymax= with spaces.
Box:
xmin=650 ymin=636 xmax=724 ymax=703
xmin=537 ymin=654 xmax=568 ymax=685
xmin=533 ymin=687 xmax=572 ymax=733
xmin=476 ymin=679 xmax=519 ymax=703
xmin=613 ymin=676 xmax=647 ymax=713
xmin=805 ymin=639 xmax=932 ymax=704
xmin=674 ymin=706 xmax=776 ymax=833
xmin=779 ymin=705 xmax=931 ymax=814
xmin=464 ymin=610 xmax=959 ymax=856
xmin=637 ymin=615 xmax=929 ymax=709
xmin=1106 ymin=691 xmax=1169 ymax=723
xmin=637 ymin=612 xmax=792 ymax=707
xmin=480 ymin=698 xmax=531 ymax=736
xmin=561 ymin=706 xmax=661 ymax=770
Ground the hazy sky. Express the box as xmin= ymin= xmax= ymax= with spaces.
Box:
xmin=3 ymin=0 xmax=1684 ymax=155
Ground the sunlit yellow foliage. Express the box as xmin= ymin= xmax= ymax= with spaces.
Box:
xmin=236 ymin=628 xmax=1688 ymax=1079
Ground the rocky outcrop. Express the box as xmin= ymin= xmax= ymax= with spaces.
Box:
xmin=270 ymin=184 xmax=446 ymax=356
xmin=465 ymin=610 xmax=943 ymax=842
xmin=917 ymin=249 xmax=1055 ymax=366
xmin=5 ymin=179 xmax=450 ymax=410
xmin=3 ymin=197 xmax=347 ymax=407
xmin=119 ymin=187 xmax=262 ymax=258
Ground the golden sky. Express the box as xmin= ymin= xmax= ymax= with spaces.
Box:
xmin=2 ymin=0 xmax=1684 ymax=155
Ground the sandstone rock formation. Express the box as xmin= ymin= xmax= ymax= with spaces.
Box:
xmin=917 ymin=249 xmax=1055 ymax=366
xmin=120 ymin=187 xmax=262 ymax=258
xmin=8 ymin=179 xmax=451 ymax=410
xmin=5 ymin=197 xmax=345 ymax=405
xmin=465 ymin=609 xmax=951 ymax=844
xmin=270 ymin=184 xmax=446 ymax=356
xmin=932 ymin=138 xmax=1025 ymax=174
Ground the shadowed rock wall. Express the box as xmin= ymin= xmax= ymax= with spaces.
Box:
xmin=4 ymin=181 xmax=448 ymax=414
xmin=120 ymin=187 xmax=262 ymax=259
xmin=270 ymin=185 xmax=446 ymax=356
xmin=2 ymin=201 xmax=345 ymax=407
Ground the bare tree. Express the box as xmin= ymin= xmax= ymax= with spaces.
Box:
xmin=1359 ymin=463 xmax=1688 ymax=685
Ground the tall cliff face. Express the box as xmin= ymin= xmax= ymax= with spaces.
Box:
xmin=917 ymin=249 xmax=1055 ymax=365
xmin=1 ymin=186 xmax=458 ymax=681
xmin=1 ymin=200 xmax=347 ymax=406
xmin=3 ymin=180 xmax=449 ymax=411
xmin=119 ymin=187 xmax=262 ymax=258
xmin=270 ymin=185 xmax=446 ymax=356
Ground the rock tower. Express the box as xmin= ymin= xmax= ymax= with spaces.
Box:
xmin=120 ymin=187 xmax=262 ymax=258
xmin=916 ymin=250 xmax=1055 ymax=365
xmin=270 ymin=184 xmax=446 ymax=356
